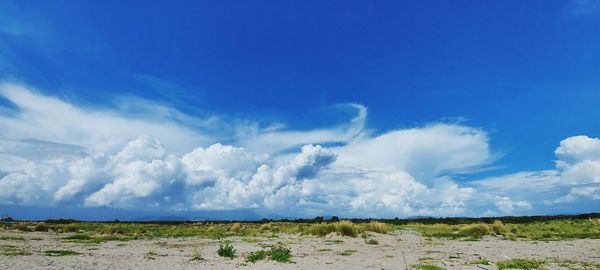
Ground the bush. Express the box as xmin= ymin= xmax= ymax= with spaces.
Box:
xmin=459 ymin=224 xmax=492 ymax=238
xmin=306 ymin=223 xmax=334 ymax=236
xmin=217 ymin=243 xmax=236 ymax=259
xmin=362 ymin=221 xmax=391 ymax=234
xmin=230 ymin=223 xmax=242 ymax=233
xmin=34 ymin=222 xmax=49 ymax=232
xmin=334 ymin=221 xmax=357 ymax=237
xmin=491 ymin=220 xmax=508 ymax=235
xmin=15 ymin=223 xmax=29 ymax=231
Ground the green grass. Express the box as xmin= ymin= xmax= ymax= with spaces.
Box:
xmin=415 ymin=264 xmax=445 ymax=270
xmin=217 ymin=243 xmax=236 ymax=259
xmin=365 ymin=238 xmax=379 ymax=245
xmin=4 ymin=217 xmax=599 ymax=242
xmin=338 ymin=249 xmax=357 ymax=256
xmin=0 ymin=245 xmax=31 ymax=256
xmin=418 ymin=257 xmax=434 ymax=261
xmin=471 ymin=258 xmax=491 ymax=265
xmin=269 ymin=246 xmax=292 ymax=263
xmin=246 ymin=250 xmax=268 ymax=263
xmin=317 ymin=248 xmax=333 ymax=252
xmin=496 ymin=258 xmax=546 ymax=270
xmin=62 ymin=234 xmax=138 ymax=244
xmin=0 ymin=236 xmax=25 ymax=241
xmin=245 ymin=246 xmax=292 ymax=263
xmin=43 ymin=250 xmax=80 ymax=256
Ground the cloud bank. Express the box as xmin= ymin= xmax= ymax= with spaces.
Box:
xmin=1 ymin=83 xmax=599 ymax=218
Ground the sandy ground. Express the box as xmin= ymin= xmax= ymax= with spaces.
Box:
xmin=1 ymin=230 xmax=599 ymax=270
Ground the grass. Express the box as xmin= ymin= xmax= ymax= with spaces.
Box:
xmin=403 ymin=219 xmax=600 ymax=241
xmin=496 ymin=258 xmax=546 ymax=270
xmin=246 ymin=250 xmax=268 ymax=263
xmin=415 ymin=264 xmax=445 ymax=270
xmin=190 ymin=244 xmax=203 ymax=261
xmin=365 ymin=238 xmax=379 ymax=245
xmin=43 ymin=250 xmax=80 ymax=256
xmin=217 ymin=243 xmax=236 ymax=259
xmin=471 ymin=258 xmax=491 ymax=265
xmin=0 ymin=236 xmax=25 ymax=241
xmin=245 ymin=246 xmax=292 ymax=263
xmin=4 ymin=217 xmax=599 ymax=242
xmin=62 ymin=234 xmax=138 ymax=244
xmin=269 ymin=246 xmax=292 ymax=263
xmin=0 ymin=245 xmax=31 ymax=256
xmin=338 ymin=249 xmax=357 ymax=256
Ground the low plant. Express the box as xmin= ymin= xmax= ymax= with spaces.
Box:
xmin=0 ymin=245 xmax=31 ymax=256
xmin=43 ymin=250 xmax=80 ymax=256
xmin=245 ymin=250 xmax=268 ymax=263
xmin=269 ymin=246 xmax=292 ymax=263
xmin=366 ymin=238 xmax=379 ymax=245
xmin=190 ymin=244 xmax=203 ymax=261
xmin=471 ymin=258 xmax=491 ymax=265
xmin=416 ymin=264 xmax=445 ymax=270
xmin=338 ymin=249 xmax=357 ymax=256
xmin=496 ymin=258 xmax=545 ymax=270
xmin=217 ymin=243 xmax=236 ymax=259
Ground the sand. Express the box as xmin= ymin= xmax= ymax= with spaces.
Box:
xmin=1 ymin=230 xmax=599 ymax=269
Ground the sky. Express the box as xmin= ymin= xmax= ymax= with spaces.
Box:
xmin=0 ymin=0 xmax=599 ymax=220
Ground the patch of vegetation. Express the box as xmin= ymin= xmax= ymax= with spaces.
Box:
xmin=43 ymin=250 xmax=80 ymax=256
xmin=317 ymin=248 xmax=333 ymax=252
xmin=190 ymin=244 xmax=203 ymax=261
xmin=245 ymin=246 xmax=292 ymax=263
xmin=62 ymin=234 xmax=138 ymax=244
xmin=34 ymin=222 xmax=49 ymax=232
xmin=338 ymin=249 xmax=357 ymax=256
xmin=269 ymin=246 xmax=292 ymax=263
xmin=0 ymin=236 xmax=25 ymax=241
xmin=365 ymin=238 xmax=379 ymax=245
xmin=415 ymin=264 xmax=445 ymax=270
xmin=418 ymin=257 xmax=434 ymax=261
xmin=217 ymin=243 xmax=236 ymax=259
xmin=496 ymin=258 xmax=546 ymax=270
xmin=471 ymin=258 xmax=491 ymax=265
xmin=0 ymin=245 xmax=31 ymax=256
xmin=246 ymin=250 xmax=268 ymax=263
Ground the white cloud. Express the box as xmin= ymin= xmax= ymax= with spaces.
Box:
xmin=3 ymin=82 xmax=599 ymax=218
xmin=333 ymin=124 xmax=493 ymax=181
xmin=0 ymin=83 xmax=212 ymax=154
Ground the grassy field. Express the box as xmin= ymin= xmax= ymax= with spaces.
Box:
xmin=2 ymin=216 xmax=600 ymax=242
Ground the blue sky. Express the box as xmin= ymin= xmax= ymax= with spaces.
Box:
xmin=0 ymin=1 xmax=599 ymax=220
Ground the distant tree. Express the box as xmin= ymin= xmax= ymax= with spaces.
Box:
xmin=314 ymin=216 xmax=324 ymax=222
xmin=330 ymin=216 xmax=340 ymax=222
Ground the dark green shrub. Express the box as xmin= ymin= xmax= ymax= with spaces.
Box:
xmin=217 ymin=243 xmax=235 ymax=259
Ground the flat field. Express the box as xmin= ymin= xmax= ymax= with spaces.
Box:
xmin=1 ymin=219 xmax=599 ymax=269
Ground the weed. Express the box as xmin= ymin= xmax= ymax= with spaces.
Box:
xmin=418 ymin=257 xmax=434 ymax=261
xmin=0 ymin=245 xmax=31 ymax=256
xmin=217 ymin=243 xmax=236 ymax=259
xmin=269 ymin=246 xmax=292 ymax=263
xmin=43 ymin=250 xmax=80 ymax=256
xmin=471 ymin=259 xmax=491 ymax=265
xmin=497 ymin=258 xmax=545 ymax=270
xmin=246 ymin=250 xmax=268 ymax=263
xmin=230 ymin=223 xmax=242 ymax=233
xmin=0 ymin=236 xmax=25 ymax=241
xmin=366 ymin=238 xmax=379 ymax=245
xmin=338 ymin=249 xmax=357 ymax=256
xmin=416 ymin=264 xmax=445 ymax=270
xmin=190 ymin=244 xmax=203 ymax=261
xmin=34 ymin=222 xmax=49 ymax=232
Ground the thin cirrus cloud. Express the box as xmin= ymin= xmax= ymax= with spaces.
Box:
xmin=1 ymin=82 xmax=599 ymax=218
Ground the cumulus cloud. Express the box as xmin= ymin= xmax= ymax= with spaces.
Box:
xmin=2 ymin=82 xmax=599 ymax=218
xmin=474 ymin=135 xmax=600 ymax=212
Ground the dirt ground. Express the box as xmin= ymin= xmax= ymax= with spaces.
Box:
xmin=1 ymin=230 xmax=599 ymax=269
